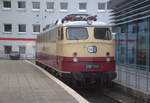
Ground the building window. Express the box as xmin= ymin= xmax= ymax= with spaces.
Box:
xmin=18 ymin=1 xmax=26 ymax=9
xmin=3 ymin=1 xmax=11 ymax=8
xmin=127 ymin=23 xmax=136 ymax=65
xmin=47 ymin=2 xmax=54 ymax=10
xmin=4 ymin=24 xmax=12 ymax=32
xmin=98 ymin=3 xmax=106 ymax=11
xmin=117 ymin=25 xmax=127 ymax=64
xmin=19 ymin=46 xmax=26 ymax=54
xmin=136 ymin=20 xmax=148 ymax=69
xmin=60 ymin=2 xmax=68 ymax=10
xmin=18 ymin=24 xmax=26 ymax=32
xmin=4 ymin=46 xmax=12 ymax=54
xmin=79 ymin=3 xmax=87 ymax=11
xmin=32 ymin=2 xmax=40 ymax=10
xmin=33 ymin=24 xmax=40 ymax=32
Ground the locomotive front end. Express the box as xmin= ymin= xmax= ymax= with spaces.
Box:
xmin=59 ymin=24 xmax=116 ymax=84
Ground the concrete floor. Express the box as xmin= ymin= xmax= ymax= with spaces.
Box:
xmin=0 ymin=60 xmax=78 ymax=103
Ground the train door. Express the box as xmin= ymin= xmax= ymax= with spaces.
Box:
xmin=56 ymin=27 xmax=64 ymax=69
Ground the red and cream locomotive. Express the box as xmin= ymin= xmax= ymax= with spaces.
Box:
xmin=36 ymin=14 xmax=116 ymax=86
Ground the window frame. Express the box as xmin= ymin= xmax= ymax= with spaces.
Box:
xmin=94 ymin=28 xmax=112 ymax=40
xmin=127 ymin=23 xmax=137 ymax=65
xmin=4 ymin=45 xmax=12 ymax=54
xmin=97 ymin=2 xmax=106 ymax=12
xmin=136 ymin=20 xmax=148 ymax=69
xmin=2 ymin=0 xmax=12 ymax=10
xmin=32 ymin=2 xmax=40 ymax=11
xmin=3 ymin=24 xmax=12 ymax=33
xmin=33 ymin=24 xmax=40 ymax=33
xmin=18 ymin=1 xmax=26 ymax=9
xmin=18 ymin=24 xmax=26 ymax=33
xmin=3 ymin=1 xmax=11 ymax=9
xmin=46 ymin=2 xmax=54 ymax=11
xmin=66 ymin=27 xmax=89 ymax=40
xmin=19 ymin=46 xmax=26 ymax=54
xmin=60 ymin=2 xmax=68 ymax=12
xmin=79 ymin=2 xmax=87 ymax=12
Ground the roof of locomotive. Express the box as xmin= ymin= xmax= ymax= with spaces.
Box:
xmin=41 ymin=14 xmax=111 ymax=34
xmin=60 ymin=20 xmax=109 ymax=27
xmin=41 ymin=20 xmax=110 ymax=33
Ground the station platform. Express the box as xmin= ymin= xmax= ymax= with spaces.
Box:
xmin=0 ymin=60 xmax=88 ymax=103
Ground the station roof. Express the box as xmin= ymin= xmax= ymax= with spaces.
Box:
xmin=109 ymin=0 xmax=129 ymax=9
xmin=110 ymin=0 xmax=150 ymax=25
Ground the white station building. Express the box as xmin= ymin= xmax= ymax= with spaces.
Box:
xmin=0 ymin=0 xmax=112 ymax=59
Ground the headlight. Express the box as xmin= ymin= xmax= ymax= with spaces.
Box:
xmin=106 ymin=58 xmax=110 ymax=62
xmin=73 ymin=57 xmax=78 ymax=62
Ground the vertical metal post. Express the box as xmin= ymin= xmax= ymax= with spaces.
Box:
xmin=117 ymin=28 xmax=121 ymax=82
xmin=146 ymin=18 xmax=150 ymax=92
xmin=135 ymin=22 xmax=138 ymax=89
xmin=148 ymin=18 xmax=150 ymax=92
xmin=125 ymin=24 xmax=128 ymax=85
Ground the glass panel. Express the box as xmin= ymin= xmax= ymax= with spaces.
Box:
xmin=149 ymin=19 xmax=150 ymax=71
xmin=18 ymin=1 xmax=25 ymax=8
xmin=136 ymin=20 xmax=148 ymax=69
xmin=115 ymin=26 xmax=122 ymax=63
xmin=4 ymin=46 xmax=12 ymax=54
xmin=47 ymin=2 xmax=54 ymax=9
xmin=117 ymin=26 xmax=121 ymax=33
xmin=33 ymin=24 xmax=40 ymax=32
xmin=115 ymin=27 xmax=121 ymax=63
xmin=79 ymin=3 xmax=87 ymax=10
xmin=19 ymin=24 xmax=26 ymax=32
xmin=98 ymin=3 xmax=106 ymax=10
xmin=66 ymin=27 xmax=88 ymax=40
xmin=94 ymin=28 xmax=111 ymax=40
xmin=60 ymin=2 xmax=68 ymax=10
xmin=3 ymin=1 xmax=11 ymax=8
xmin=118 ymin=25 xmax=127 ymax=64
xmin=32 ymin=2 xmax=40 ymax=9
xmin=118 ymin=33 xmax=127 ymax=64
xmin=4 ymin=24 xmax=12 ymax=32
xmin=127 ymin=23 xmax=136 ymax=65
xmin=19 ymin=46 xmax=26 ymax=54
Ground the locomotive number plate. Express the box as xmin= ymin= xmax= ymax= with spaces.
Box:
xmin=86 ymin=64 xmax=100 ymax=69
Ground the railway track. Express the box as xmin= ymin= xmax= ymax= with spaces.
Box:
xmin=103 ymin=89 xmax=124 ymax=103
xmin=35 ymin=61 xmax=128 ymax=103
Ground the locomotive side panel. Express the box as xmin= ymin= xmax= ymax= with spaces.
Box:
xmin=36 ymin=28 xmax=59 ymax=71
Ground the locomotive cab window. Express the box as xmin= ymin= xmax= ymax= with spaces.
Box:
xmin=58 ymin=28 xmax=64 ymax=40
xmin=66 ymin=27 xmax=88 ymax=40
xmin=94 ymin=28 xmax=111 ymax=40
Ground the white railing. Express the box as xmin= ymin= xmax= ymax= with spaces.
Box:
xmin=116 ymin=65 xmax=150 ymax=93
xmin=0 ymin=53 xmax=35 ymax=60
xmin=0 ymin=53 xmax=9 ymax=59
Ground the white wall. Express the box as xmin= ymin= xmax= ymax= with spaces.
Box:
xmin=0 ymin=0 xmax=112 ymax=59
